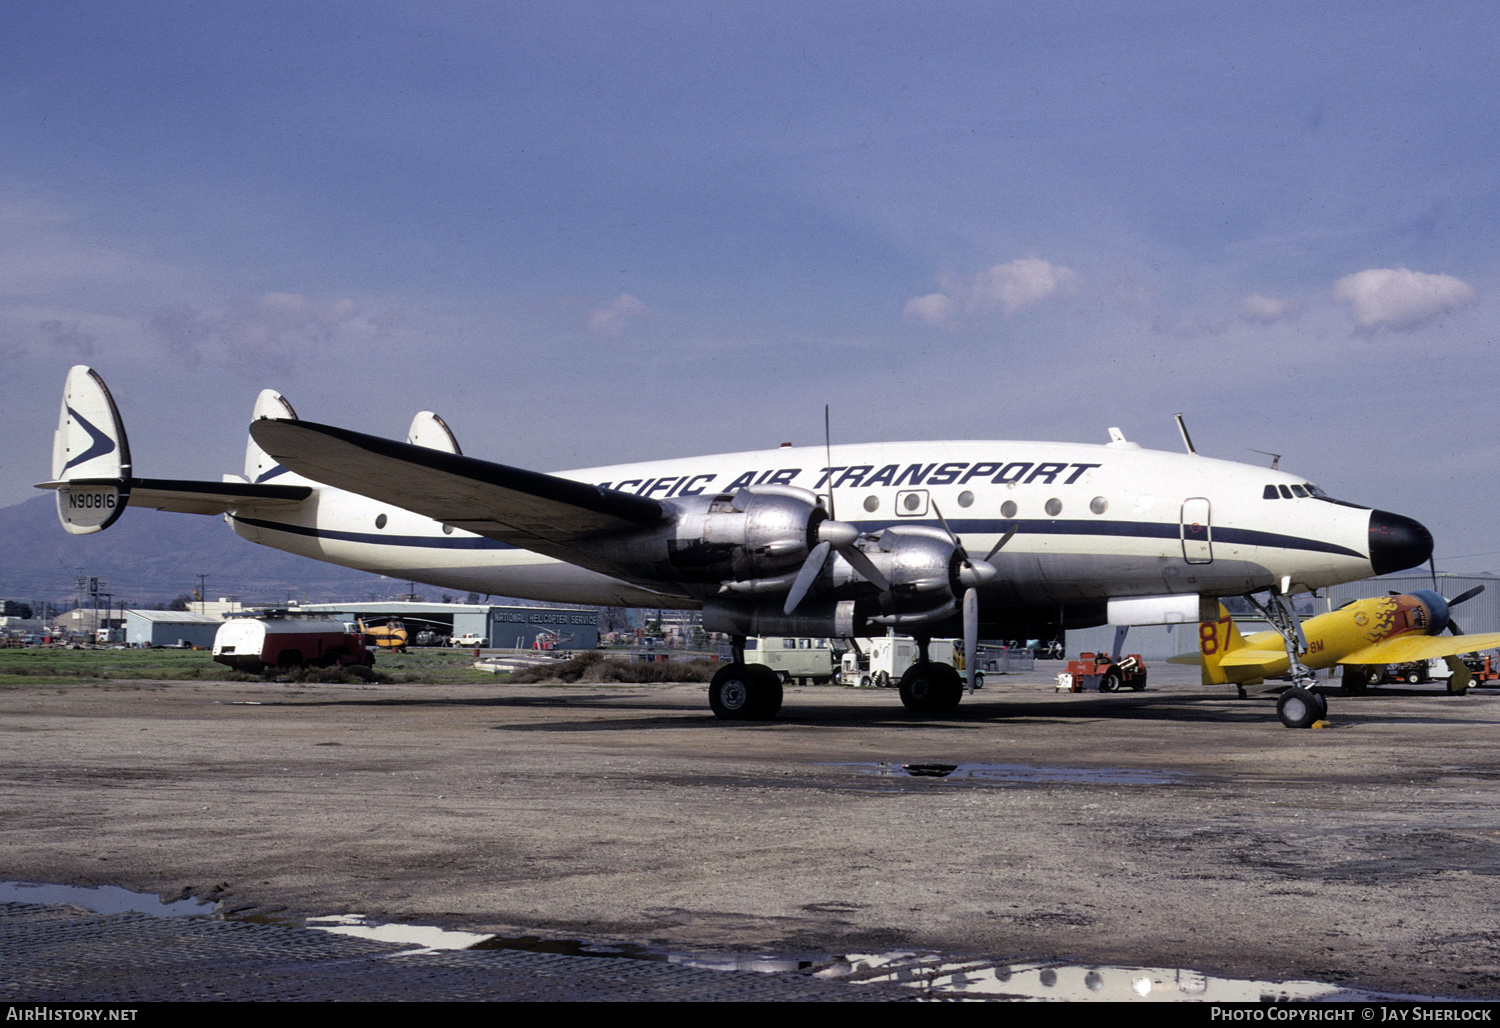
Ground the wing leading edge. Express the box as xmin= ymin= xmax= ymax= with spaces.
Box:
xmin=248 ymin=418 xmax=672 ymax=575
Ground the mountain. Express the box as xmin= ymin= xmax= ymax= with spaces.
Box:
xmin=0 ymin=494 xmax=418 ymax=608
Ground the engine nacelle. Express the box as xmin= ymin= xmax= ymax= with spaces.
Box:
xmin=664 ymin=486 xmax=824 ymax=584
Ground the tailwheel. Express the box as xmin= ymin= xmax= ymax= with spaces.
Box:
xmin=898 ymin=661 xmax=963 ymax=714
xmin=709 ymin=663 xmax=783 ymax=721
xmin=1277 ymin=686 xmax=1325 ymax=729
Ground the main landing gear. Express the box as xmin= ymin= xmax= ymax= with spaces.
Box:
xmin=1245 ymin=591 xmax=1327 ymax=729
xmin=896 ymin=635 xmax=964 ymax=715
xmin=709 ymin=637 xmax=783 ymax=720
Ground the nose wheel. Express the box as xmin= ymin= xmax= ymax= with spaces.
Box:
xmin=1276 ymin=686 xmax=1328 ymax=729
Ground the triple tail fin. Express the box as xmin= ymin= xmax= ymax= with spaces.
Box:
xmin=243 ymin=389 xmax=300 ymax=484
xmin=49 ymin=365 xmax=132 ymax=534
xmin=40 ymin=368 xmax=314 ymax=533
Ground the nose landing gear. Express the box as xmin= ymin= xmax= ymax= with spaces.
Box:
xmin=1246 ymin=591 xmax=1328 ymax=729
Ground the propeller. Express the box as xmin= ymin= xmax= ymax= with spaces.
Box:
xmin=782 ymin=517 xmax=892 ymax=614
xmin=784 ymin=405 xmax=893 ymax=614
xmin=1444 ymin=583 xmax=1485 ymax=636
xmin=931 ymin=501 xmax=1007 ymax=692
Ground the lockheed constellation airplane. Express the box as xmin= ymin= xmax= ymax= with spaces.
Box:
xmin=42 ymin=366 xmax=1433 ymax=726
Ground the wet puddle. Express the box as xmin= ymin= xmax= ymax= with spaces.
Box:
xmin=838 ymin=761 xmax=1189 ymax=785
xmin=0 ymin=880 xmax=1441 ymax=1000
xmin=0 ymin=880 xmax=215 ymax=917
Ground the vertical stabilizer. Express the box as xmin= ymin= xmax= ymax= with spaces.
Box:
xmin=406 ymin=411 xmax=462 ymax=454
xmin=51 ymin=365 xmax=131 ymax=534
xmin=244 ymin=389 xmax=299 ymax=483
xmin=1196 ymin=596 xmax=1246 ymax=685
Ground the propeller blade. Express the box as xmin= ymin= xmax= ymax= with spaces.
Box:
xmin=1430 ymin=557 xmax=1438 ymax=592
xmin=984 ymin=525 xmax=1017 ymax=562
xmin=963 ymin=586 xmax=979 ymax=692
xmin=783 ymin=541 xmax=831 ymax=615
xmin=1449 ymin=585 xmax=1485 ymax=607
xmin=839 ymin=543 xmax=892 ymax=592
xmin=930 ymin=501 xmax=967 ymax=563
xmin=823 ymin=404 xmax=836 ymax=520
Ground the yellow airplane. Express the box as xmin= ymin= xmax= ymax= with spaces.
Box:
xmin=1174 ymin=588 xmax=1500 ymax=726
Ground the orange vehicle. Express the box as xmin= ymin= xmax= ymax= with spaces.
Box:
xmin=1060 ymin=652 xmax=1147 ymax=692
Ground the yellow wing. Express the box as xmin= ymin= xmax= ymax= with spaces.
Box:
xmin=1341 ymin=633 xmax=1500 ymax=665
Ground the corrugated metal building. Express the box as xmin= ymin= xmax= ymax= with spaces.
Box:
xmin=124 ymin=610 xmax=221 ymax=648
xmin=293 ymin=601 xmax=600 ymax=649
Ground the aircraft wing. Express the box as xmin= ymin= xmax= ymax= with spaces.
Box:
xmin=1340 ymin=633 xmax=1500 ymax=665
xmin=248 ymin=418 xmax=672 ymax=574
xmin=35 ymin=477 xmax=312 ymax=516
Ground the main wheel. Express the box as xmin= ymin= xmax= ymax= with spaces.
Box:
xmin=709 ymin=663 xmax=782 ymax=720
xmin=1129 ymin=670 xmax=1148 ymax=691
xmin=1342 ymin=667 xmax=1368 ymax=694
xmin=1277 ymin=687 xmax=1322 ymax=729
xmin=899 ymin=662 xmax=963 ymax=714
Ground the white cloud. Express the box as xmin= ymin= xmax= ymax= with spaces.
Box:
xmin=148 ymin=292 xmax=360 ymax=368
xmin=1238 ymin=292 xmax=1301 ymax=324
xmin=587 ymin=293 xmax=651 ymax=338
xmin=1332 ymin=268 xmax=1476 ymax=331
xmin=904 ymin=257 xmax=1076 ymax=329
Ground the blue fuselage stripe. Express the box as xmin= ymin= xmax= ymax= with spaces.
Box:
xmin=233 ymin=514 xmax=1363 ymax=561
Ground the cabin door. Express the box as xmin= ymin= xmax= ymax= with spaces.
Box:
xmin=1181 ymin=498 xmax=1213 ymax=564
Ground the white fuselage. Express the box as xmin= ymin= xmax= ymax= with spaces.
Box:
xmin=227 ymin=438 xmax=1380 ymax=612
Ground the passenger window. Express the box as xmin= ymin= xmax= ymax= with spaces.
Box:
xmin=896 ymin=490 xmax=929 ymax=516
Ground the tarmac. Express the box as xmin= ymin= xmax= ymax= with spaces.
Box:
xmin=4 ymin=663 xmax=1500 ymax=1001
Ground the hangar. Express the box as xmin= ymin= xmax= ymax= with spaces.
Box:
xmin=123 ymin=609 xmax=221 ymax=649
xmin=291 ymin=601 xmax=600 ymax=650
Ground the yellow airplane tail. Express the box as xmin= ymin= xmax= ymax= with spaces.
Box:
xmin=1196 ymin=597 xmax=1246 ymax=685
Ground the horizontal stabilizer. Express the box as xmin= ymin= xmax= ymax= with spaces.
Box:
xmin=249 ymin=418 xmax=670 ymax=568
xmin=1214 ymin=649 xmax=1284 ymax=673
xmin=37 ymin=477 xmax=312 ymax=516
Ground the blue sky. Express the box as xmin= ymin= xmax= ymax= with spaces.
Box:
xmin=3 ymin=2 xmax=1498 ymax=569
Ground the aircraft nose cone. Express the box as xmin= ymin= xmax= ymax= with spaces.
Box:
xmin=1368 ymin=510 xmax=1433 ymax=575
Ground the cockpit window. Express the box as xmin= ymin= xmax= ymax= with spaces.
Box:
xmin=1306 ymin=484 xmax=1328 ymax=497
xmin=1263 ymin=485 xmax=1278 ymax=499
xmin=1278 ymin=485 xmax=1293 ymax=499
xmin=1290 ymin=484 xmax=1308 ymax=498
